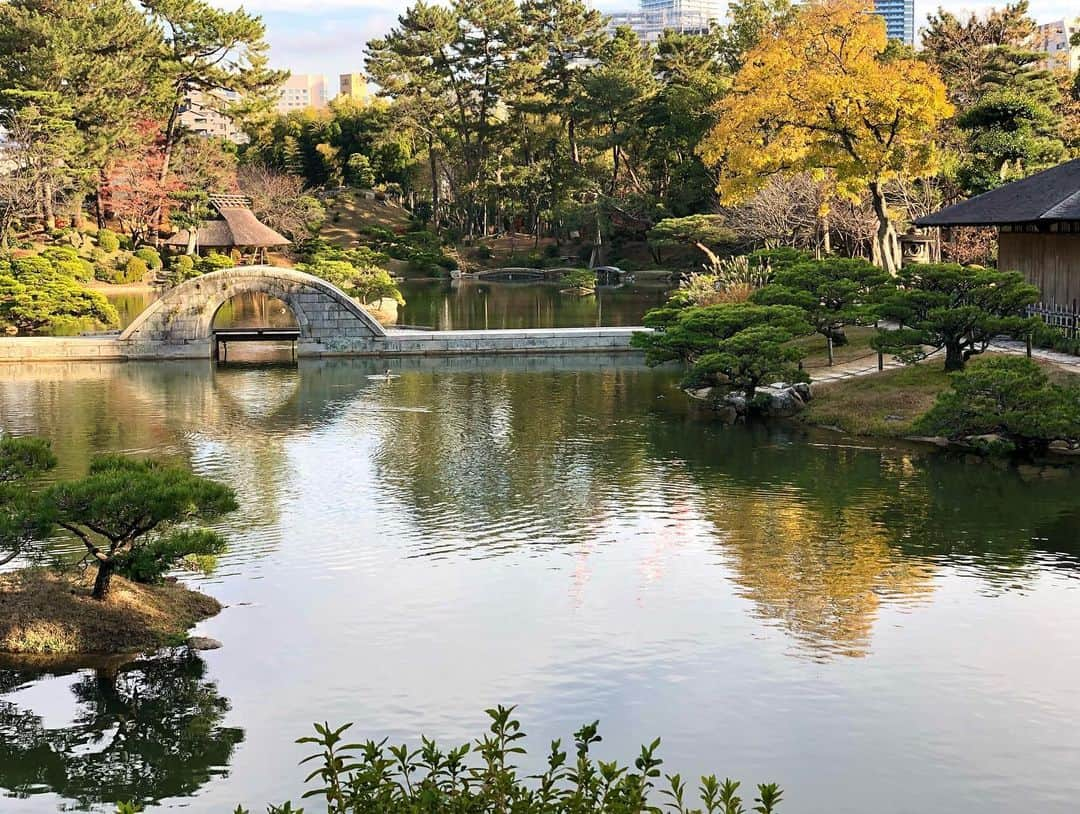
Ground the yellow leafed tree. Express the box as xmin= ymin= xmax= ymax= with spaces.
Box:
xmin=698 ymin=0 xmax=953 ymax=274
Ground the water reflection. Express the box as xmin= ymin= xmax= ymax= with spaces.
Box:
xmin=0 ymin=651 xmax=243 ymax=809
xmin=104 ymin=281 xmax=668 ymax=331
xmin=397 ymin=279 xmax=668 ymax=329
xmin=3 ymin=357 xmax=1078 ymax=661
xmin=2 ymin=358 xmax=1080 ymax=813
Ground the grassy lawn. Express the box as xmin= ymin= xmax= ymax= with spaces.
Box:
xmin=799 ymin=361 xmax=948 ymax=437
xmin=799 ymin=354 xmax=1080 ymax=439
xmin=322 ymin=190 xmax=413 ymax=247
xmin=794 ymin=325 xmax=879 ymax=370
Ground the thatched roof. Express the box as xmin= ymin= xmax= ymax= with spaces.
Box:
xmin=916 ymin=159 xmax=1080 ymax=227
xmin=165 ymin=195 xmax=290 ymax=248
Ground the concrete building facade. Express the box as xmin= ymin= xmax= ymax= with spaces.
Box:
xmin=872 ymin=0 xmax=914 ymax=46
xmin=276 ymin=74 xmax=329 ymax=114
xmin=607 ymin=0 xmax=720 ymax=43
xmin=338 ymin=73 xmax=371 ymax=103
xmin=1030 ymin=19 xmax=1080 ymax=73
xmin=177 ymin=89 xmax=247 ymax=144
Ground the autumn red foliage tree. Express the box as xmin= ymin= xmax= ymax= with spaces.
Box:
xmin=102 ymin=121 xmax=184 ymax=247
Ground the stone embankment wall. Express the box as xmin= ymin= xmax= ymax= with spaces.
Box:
xmin=0 ymin=327 xmax=645 ymax=362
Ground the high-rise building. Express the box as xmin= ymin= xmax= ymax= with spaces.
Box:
xmin=276 ymin=74 xmax=329 ymax=114
xmin=177 ymin=89 xmax=247 ymax=144
xmin=1029 ymin=19 xmax=1080 ymax=73
xmin=872 ymin=0 xmax=914 ymax=46
xmin=338 ymin=73 xmax=371 ymax=104
xmin=607 ymin=0 xmax=720 ymax=44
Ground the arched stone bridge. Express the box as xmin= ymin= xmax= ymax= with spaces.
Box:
xmin=120 ymin=266 xmax=386 ymax=357
xmin=14 ymin=264 xmax=650 ymax=361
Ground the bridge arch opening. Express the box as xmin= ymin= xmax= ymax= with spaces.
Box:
xmin=211 ymin=291 xmax=301 ymax=363
xmin=211 ymin=291 xmax=299 ymax=331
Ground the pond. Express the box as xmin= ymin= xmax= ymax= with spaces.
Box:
xmin=102 ymin=279 xmax=670 ymax=331
xmin=395 ymin=280 xmax=670 ymax=329
xmin=1 ymin=357 xmax=1079 ymax=813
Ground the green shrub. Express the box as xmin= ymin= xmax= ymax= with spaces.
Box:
xmin=125 ymin=256 xmax=148 ymax=281
xmin=197 ymin=252 xmax=235 ymax=274
xmin=222 ymin=707 xmax=784 ymax=814
xmin=544 ymin=243 xmax=560 ymax=259
xmin=134 ymin=247 xmax=162 ymax=270
xmin=562 ymin=268 xmax=596 ymax=291
xmin=359 ymin=225 xmax=396 ymax=243
xmin=475 ymin=243 xmax=494 ymax=260
xmin=0 ymin=255 xmax=118 ymax=334
xmin=1030 ymin=322 xmax=1080 ymax=356
xmin=118 ymin=234 xmax=134 ymax=251
xmin=41 ymin=246 xmax=79 ymax=263
xmin=913 ymin=356 xmax=1080 ymax=452
xmin=297 ymin=257 xmax=404 ymax=305
xmin=55 ymin=258 xmax=95 ymax=282
xmin=172 ymin=253 xmax=195 ymax=273
xmin=96 ymin=229 xmax=120 ymax=253
xmin=164 ymin=253 xmax=200 ymax=286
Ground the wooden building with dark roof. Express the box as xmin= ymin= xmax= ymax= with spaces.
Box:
xmin=916 ymin=159 xmax=1080 ymax=307
xmin=165 ymin=194 xmax=290 ymax=262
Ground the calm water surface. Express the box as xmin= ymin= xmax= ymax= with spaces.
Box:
xmin=105 ymin=280 xmax=669 ymax=331
xmin=1 ymin=356 xmax=1079 ymax=813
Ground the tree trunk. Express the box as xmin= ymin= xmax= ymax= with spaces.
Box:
xmin=610 ymin=142 xmax=620 ymax=195
xmin=152 ymin=100 xmax=182 ymax=247
xmin=568 ymin=117 xmax=579 ymax=166
xmin=428 ymin=134 xmax=439 ymax=233
xmin=42 ymin=179 xmax=56 ymax=231
xmin=945 ymin=341 xmax=964 ymax=372
xmin=869 ymin=181 xmax=900 ymax=275
xmin=92 ymin=560 xmax=115 ymax=600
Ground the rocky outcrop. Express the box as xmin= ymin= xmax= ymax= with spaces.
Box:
xmin=686 ymin=381 xmax=812 ymax=422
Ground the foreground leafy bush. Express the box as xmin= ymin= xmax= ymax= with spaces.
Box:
xmin=97 ymin=228 xmax=120 ymax=253
xmin=634 ymin=303 xmax=811 ymax=398
xmin=913 ymin=356 xmax=1080 ymax=453
xmin=226 ymin=707 xmax=783 ymax=814
xmin=197 ymin=252 xmax=235 ymax=274
xmin=562 ymin=269 xmax=596 ymax=291
xmin=1030 ymin=322 xmax=1080 ymax=356
xmin=0 ymin=255 xmax=118 ymax=334
xmin=134 ymin=247 xmax=163 ymax=270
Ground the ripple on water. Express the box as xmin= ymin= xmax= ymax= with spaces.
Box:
xmin=3 ymin=361 xmax=1080 ymax=814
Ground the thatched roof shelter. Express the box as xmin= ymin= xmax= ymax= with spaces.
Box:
xmin=165 ymin=195 xmax=290 ymax=250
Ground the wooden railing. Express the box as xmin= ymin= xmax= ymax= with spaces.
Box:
xmin=1027 ymin=301 xmax=1080 ymax=338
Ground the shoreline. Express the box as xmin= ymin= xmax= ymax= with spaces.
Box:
xmin=0 ymin=568 xmax=222 ymax=658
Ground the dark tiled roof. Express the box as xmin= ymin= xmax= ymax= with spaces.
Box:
xmin=916 ymin=159 xmax=1080 ymax=227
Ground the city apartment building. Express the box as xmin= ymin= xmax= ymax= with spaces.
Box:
xmin=872 ymin=0 xmax=914 ymax=46
xmin=177 ymin=89 xmax=247 ymax=144
xmin=276 ymin=74 xmax=329 ymax=114
xmin=339 ymin=73 xmax=371 ymax=103
xmin=607 ymin=0 xmax=720 ymax=43
xmin=1030 ymin=19 xmax=1080 ymax=73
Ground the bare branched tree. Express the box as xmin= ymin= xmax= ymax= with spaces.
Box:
xmin=237 ymin=163 xmax=325 ymax=244
xmin=0 ymin=113 xmax=51 ymax=249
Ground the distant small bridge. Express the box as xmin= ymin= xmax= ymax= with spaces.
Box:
xmin=472 ymin=268 xmax=547 ymax=281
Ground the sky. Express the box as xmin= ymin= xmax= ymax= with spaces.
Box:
xmin=215 ymin=0 xmax=1078 ymax=81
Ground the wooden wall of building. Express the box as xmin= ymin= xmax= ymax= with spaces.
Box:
xmin=999 ymin=231 xmax=1080 ymax=307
